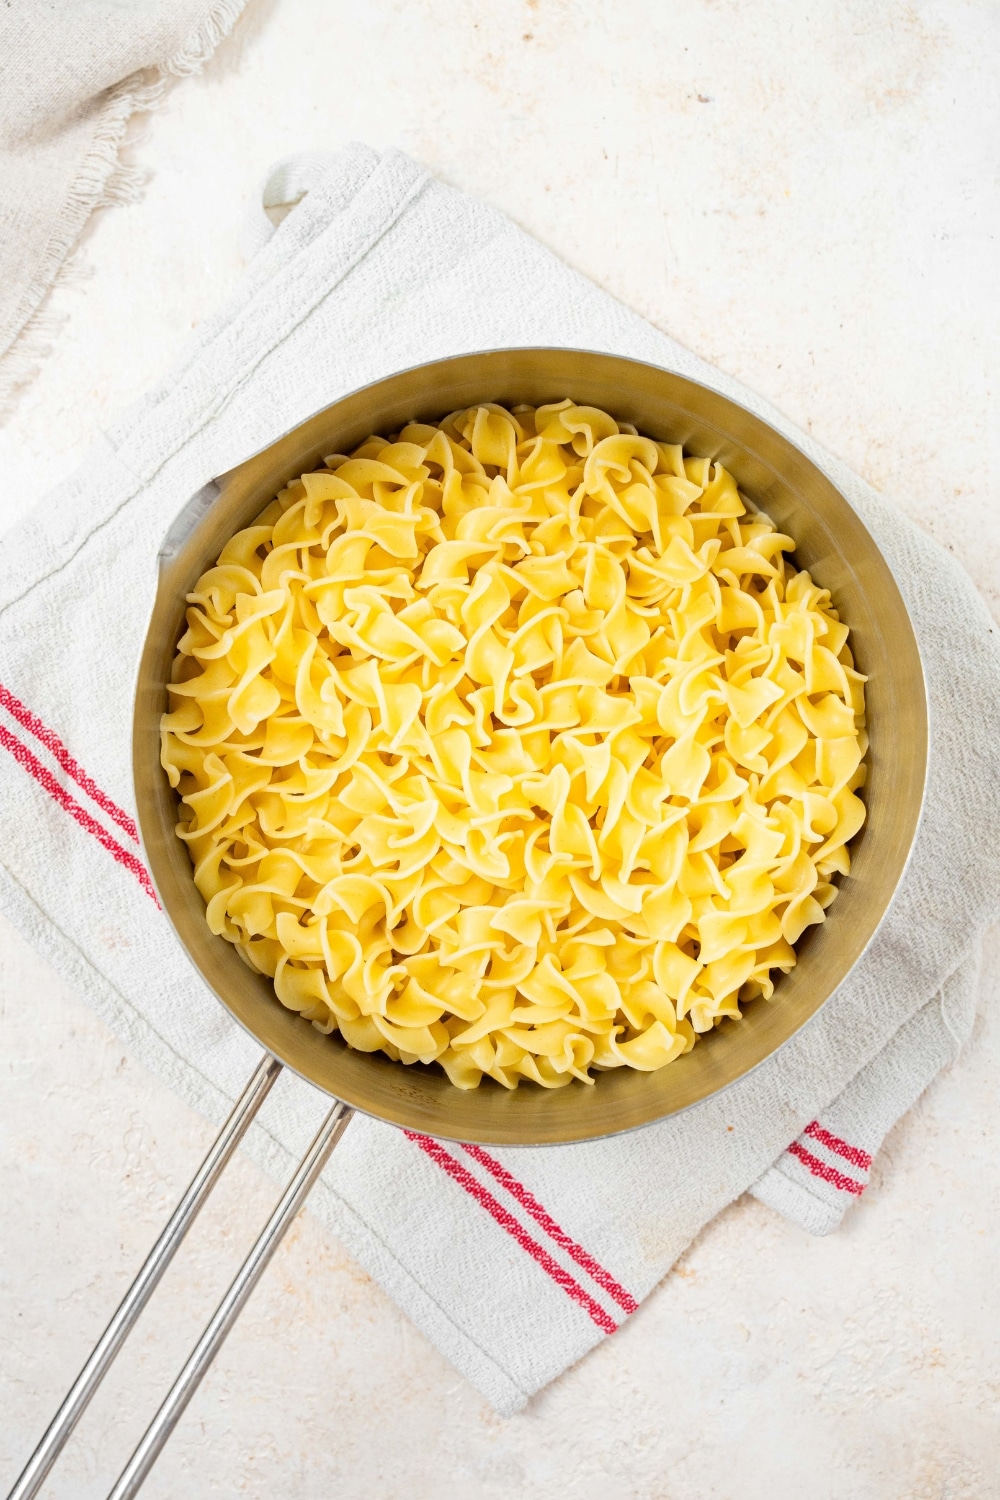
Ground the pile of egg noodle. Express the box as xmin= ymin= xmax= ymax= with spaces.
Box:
xmin=161 ymin=402 xmax=867 ymax=1090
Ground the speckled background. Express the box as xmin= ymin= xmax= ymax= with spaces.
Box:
xmin=1 ymin=1 xmax=998 ymax=1495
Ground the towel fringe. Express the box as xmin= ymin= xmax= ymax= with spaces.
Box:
xmin=0 ymin=0 xmax=249 ymax=420
xmin=163 ymin=0 xmax=250 ymax=77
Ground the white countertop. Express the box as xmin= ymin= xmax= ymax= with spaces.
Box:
xmin=2 ymin=1 xmax=999 ymax=1495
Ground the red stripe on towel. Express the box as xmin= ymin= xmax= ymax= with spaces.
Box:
xmin=0 ymin=724 xmax=159 ymax=906
xmin=0 ymin=682 xmax=140 ymax=843
xmin=459 ymin=1142 xmax=639 ymax=1315
xmin=406 ymin=1132 xmax=619 ymax=1335
xmin=788 ymin=1140 xmax=865 ymax=1195
xmin=804 ymin=1120 xmax=873 ymax=1171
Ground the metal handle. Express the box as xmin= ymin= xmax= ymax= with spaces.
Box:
xmin=7 ymin=1053 xmax=283 ymax=1500
xmin=109 ymin=1098 xmax=354 ymax=1499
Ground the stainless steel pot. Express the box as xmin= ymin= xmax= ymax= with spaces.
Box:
xmin=137 ymin=347 xmax=928 ymax=1139
xmin=14 ymin=349 xmax=927 ymax=1498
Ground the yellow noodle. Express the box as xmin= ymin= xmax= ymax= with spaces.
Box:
xmin=161 ymin=402 xmax=867 ymax=1090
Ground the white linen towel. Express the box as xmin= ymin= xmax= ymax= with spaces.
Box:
xmin=1 ymin=145 xmax=998 ymax=1415
xmin=0 ymin=0 xmax=248 ymax=411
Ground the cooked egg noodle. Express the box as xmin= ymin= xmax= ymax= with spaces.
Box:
xmin=161 ymin=401 xmax=867 ymax=1090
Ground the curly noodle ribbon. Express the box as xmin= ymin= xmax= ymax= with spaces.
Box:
xmin=162 ymin=402 xmax=867 ymax=1090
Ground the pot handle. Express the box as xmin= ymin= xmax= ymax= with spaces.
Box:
xmin=8 ymin=1056 xmax=353 ymax=1500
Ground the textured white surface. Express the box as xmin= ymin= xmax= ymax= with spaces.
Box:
xmin=1 ymin=0 xmax=999 ymax=1495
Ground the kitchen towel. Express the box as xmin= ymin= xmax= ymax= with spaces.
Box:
xmin=1 ymin=144 xmax=998 ymax=1416
xmin=0 ymin=0 xmax=248 ymax=412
